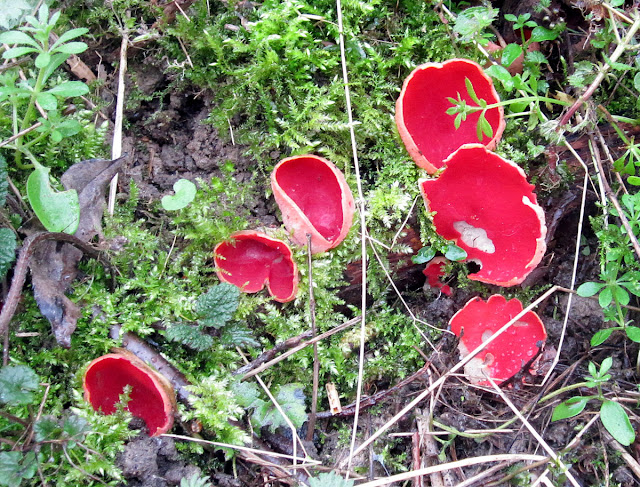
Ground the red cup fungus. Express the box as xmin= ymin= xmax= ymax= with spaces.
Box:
xmin=422 ymin=257 xmax=452 ymax=296
xmin=450 ymin=294 xmax=547 ymax=385
xmin=83 ymin=350 xmax=177 ymax=437
xmin=214 ymin=230 xmax=299 ymax=303
xmin=420 ymin=144 xmax=547 ymax=287
xmin=271 ymin=154 xmax=355 ymax=254
xmin=396 ymin=59 xmax=505 ymax=173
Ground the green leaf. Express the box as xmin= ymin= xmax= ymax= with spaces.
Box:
xmin=251 ymin=383 xmax=307 ymax=432
xmin=2 ymin=46 xmax=38 ymax=59
xmin=0 ymin=229 xmax=17 ymax=280
xmin=465 ymin=77 xmax=480 ymax=104
xmin=551 ymin=396 xmax=589 ymax=421
xmin=47 ymin=80 xmax=89 ymax=97
xmin=0 ymin=451 xmax=38 ymax=487
xmin=308 ymin=472 xmax=355 ymax=487
xmin=34 ymin=51 xmax=50 ymax=69
xmin=0 ymin=30 xmax=39 ymax=47
xmin=591 ymin=328 xmax=613 ymax=346
xmin=412 ymin=246 xmax=436 ymax=264
xmin=35 ymin=91 xmax=57 ymax=110
xmin=51 ymin=28 xmax=88 ymax=48
xmin=220 ymin=322 xmax=259 ymax=348
xmin=576 ymin=281 xmax=604 ymax=297
xmin=166 ymin=323 xmax=213 ymax=351
xmin=0 ymin=364 xmax=39 ymax=406
xmin=480 ymin=116 xmax=494 ymax=139
xmin=444 ymin=244 xmax=467 ymax=261
xmin=529 ymin=26 xmax=559 ymax=43
xmin=603 ymin=54 xmax=631 ymax=71
xmin=601 ymin=400 xmax=635 ymax=446
xmin=501 ymin=43 xmax=523 ymax=67
xmin=628 ymin=176 xmax=640 ymax=186
xmin=485 ymin=64 xmax=514 ymax=91
xmin=161 ymin=179 xmax=197 ymax=211
xmin=600 ymin=356 xmax=613 ymax=376
xmin=231 ymin=381 xmax=263 ymax=409
xmin=26 ymin=163 xmax=80 ymax=234
xmin=599 ymin=287 xmax=613 ymax=308
xmin=196 ymin=283 xmax=240 ymax=328
xmin=54 ymin=41 xmax=88 ymax=54
xmin=634 ymin=72 xmax=640 ymax=92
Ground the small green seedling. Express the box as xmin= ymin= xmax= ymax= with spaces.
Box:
xmin=412 ymin=243 xmax=467 ymax=264
xmin=551 ymin=357 xmax=635 ymax=446
xmin=161 ymin=179 xmax=197 ymax=211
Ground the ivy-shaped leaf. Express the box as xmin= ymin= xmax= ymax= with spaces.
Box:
xmin=26 ymin=162 xmax=79 ymax=234
xmin=162 ymin=179 xmax=197 ymax=211
xmin=0 ymin=364 xmax=39 ymax=406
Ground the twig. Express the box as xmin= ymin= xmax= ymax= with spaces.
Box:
xmin=239 ymin=317 xmax=359 ymax=381
xmin=559 ymin=13 xmax=640 ymax=127
xmin=108 ymin=32 xmax=129 ymax=216
xmin=0 ymin=122 xmax=42 ymax=148
xmin=305 ymin=234 xmax=319 ymax=442
xmin=335 ymin=0 xmax=370 ymax=475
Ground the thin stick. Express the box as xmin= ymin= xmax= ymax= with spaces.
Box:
xmin=0 ymin=122 xmax=42 ymax=148
xmin=354 ymin=454 xmax=547 ymax=487
xmin=542 ymin=138 xmax=589 ymax=386
xmin=240 ymin=317 xmax=359 ymax=380
xmin=341 ymin=286 xmax=560 ymax=465
xmin=335 ymin=0 xmax=369 ymax=475
xmin=108 ymin=33 xmax=129 ymax=216
xmin=486 ymin=376 xmax=581 ymax=487
xmin=305 ymin=234 xmax=319 ymax=442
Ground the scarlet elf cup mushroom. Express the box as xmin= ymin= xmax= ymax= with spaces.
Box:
xmin=449 ymin=295 xmax=547 ymax=385
xmin=83 ymin=350 xmax=177 ymax=437
xmin=396 ymin=58 xmax=505 ymax=173
xmin=420 ymin=144 xmax=547 ymax=287
xmin=214 ymin=230 xmax=299 ymax=303
xmin=271 ymin=154 xmax=355 ymax=254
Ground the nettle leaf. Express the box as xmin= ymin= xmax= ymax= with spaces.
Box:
xmin=308 ymin=472 xmax=355 ymax=487
xmin=166 ymin=323 xmax=214 ymax=351
xmin=251 ymin=384 xmax=307 ymax=433
xmin=601 ymin=400 xmax=635 ymax=446
xmin=161 ymin=179 xmax=197 ymax=211
xmin=0 ymin=364 xmax=39 ymax=406
xmin=26 ymin=163 xmax=79 ymax=234
xmin=0 ymin=451 xmax=38 ymax=487
xmin=220 ymin=322 xmax=259 ymax=348
xmin=196 ymin=283 xmax=240 ymax=328
xmin=552 ymin=396 xmax=589 ymax=421
xmin=0 ymin=229 xmax=17 ymax=280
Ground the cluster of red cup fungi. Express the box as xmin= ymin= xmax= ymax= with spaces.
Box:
xmin=82 ymin=58 xmax=551 ymax=434
xmin=397 ymin=58 xmax=548 ymax=385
